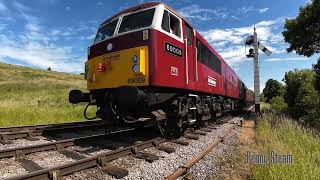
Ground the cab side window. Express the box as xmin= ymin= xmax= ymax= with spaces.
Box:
xmin=185 ymin=26 xmax=192 ymax=45
xmin=161 ymin=10 xmax=181 ymax=38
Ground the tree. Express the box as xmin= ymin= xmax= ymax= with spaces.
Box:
xmin=270 ymin=96 xmax=287 ymax=112
xmin=282 ymin=0 xmax=320 ymax=57
xmin=283 ymin=69 xmax=315 ymax=117
xmin=262 ymin=79 xmax=284 ymax=102
xmin=313 ymin=58 xmax=320 ymax=91
xmin=47 ymin=67 xmax=51 ymax=71
xmin=283 ymin=69 xmax=315 ymax=107
xmin=295 ymin=82 xmax=320 ymax=127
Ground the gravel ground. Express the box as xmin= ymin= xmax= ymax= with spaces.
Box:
xmin=65 ymin=118 xmax=241 ymax=180
xmin=188 ymin=126 xmax=240 ymax=179
xmin=0 ymin=158 xmax=28 ymax=178
xmin=26 ymin=151 xmax=74 ymax=168
xmin=119 ymin=119 xmax=241 ymax=180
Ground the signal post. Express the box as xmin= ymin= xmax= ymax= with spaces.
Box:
xmin=246 ymin=27 xmax=271 ymax=113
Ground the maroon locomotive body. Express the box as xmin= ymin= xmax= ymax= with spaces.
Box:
xmin=69 ymin=2 xmax=254 ymax=138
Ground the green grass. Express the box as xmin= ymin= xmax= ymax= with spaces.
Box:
xmin=0 ymin=62 xmax=95 ymax=127
xmin=260 ymin=102 xmax=271 ymax=111
xmin=252 ymin=112 xmax=320 ymax=179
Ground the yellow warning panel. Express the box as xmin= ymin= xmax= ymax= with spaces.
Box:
xmin=86 ymin=46 xmax=149 ymax=90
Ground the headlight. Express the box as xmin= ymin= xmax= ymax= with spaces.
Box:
xmin=132 ymin=55 xmax=139 ymax=63
xmin=132 ymin=64 xmax=139 ymax=73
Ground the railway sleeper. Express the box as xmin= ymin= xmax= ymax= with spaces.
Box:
xmin=59 ymin=149 xmax=86 ymax=160
xmin=26 ymin=131 xmax=38 ymax=141
xmin=172 ymin=139 xmax=189 ymax=146
xmin=157 ymin=146 xmax=176 ymax=153
xmin=102 ymin=164 xmax=129 ymax=179
xmin=16 ymin=158 xmax=43 ymax=172
xmin=0 ymin=134 xmax=12 ymax=144
xmin=133 ymin=152 xmax=160 ymax=163
xmin=193 ymin=131 xmax=207 ymax=136
xmin=184 ymin=134 xmax=200 ymax=140
xmin=201 ymin=128 xmax=212 ymax=132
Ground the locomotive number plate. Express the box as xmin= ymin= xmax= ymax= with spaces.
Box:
xmin=128 ymin=77 xmax=145 ymax=84
xmin=165 ymin=42 xmax=182 ymax=58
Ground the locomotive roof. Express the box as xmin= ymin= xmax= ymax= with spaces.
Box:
xmin=99 ymin=2 xmax=244 ymax=84
xmin=100 ymin=2 xmax=183 ymax=26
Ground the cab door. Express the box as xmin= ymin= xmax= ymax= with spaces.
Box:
xmin=184 ymin=23 xmax=196 ymax=87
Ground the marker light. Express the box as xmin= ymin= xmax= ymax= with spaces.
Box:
xmin=97 ymin=62 xmax=106 ymax=72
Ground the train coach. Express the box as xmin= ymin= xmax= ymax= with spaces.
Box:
xmin=69 ymin=2 xmax=254 ymax=138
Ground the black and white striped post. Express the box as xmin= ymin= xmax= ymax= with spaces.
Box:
xmin=246 ymin=26 xmax=272 ymax=113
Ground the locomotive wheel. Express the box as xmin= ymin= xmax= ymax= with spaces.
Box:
xmin=158 ymin=113 xmax=185 ymax=139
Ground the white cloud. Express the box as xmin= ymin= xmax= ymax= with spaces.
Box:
xmin=0 ymin=37 xmax=84 ymax=72
xmin=259 ymin=8 xmax=269 ymax=13
xmin=0 ymin=3 xmax=84 ymax=72
xmin=265 ymin=57 xmax=308 ymax=62
xmin=178 ymin=5 xmax=228 ymax=21
xmin=200 ymin=18 xmax=285 ymax=67
xmin=178 ymin=5 xmax=270 ymax=22
xmin=237 ymin=6 xmax=254 ymax=14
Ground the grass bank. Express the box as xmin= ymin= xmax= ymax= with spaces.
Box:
xmin=0 ymin=62 xmax=94 ymax=127
xmin=252 ymin=112 xmax=320 ymax=179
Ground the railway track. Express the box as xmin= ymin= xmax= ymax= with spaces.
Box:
xmin=0 ymin=115 xmax=242 ymax=180
xmin=166 ymin=123 xmax=237 ymax=179
xmin=0 ymin=120 xmax=105 ymax=143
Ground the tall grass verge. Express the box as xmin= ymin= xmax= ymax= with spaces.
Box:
xmin=252 ymin=112 xmax=320 ymax=179
xmin=0 ymin=62 xmax=95 ymax=126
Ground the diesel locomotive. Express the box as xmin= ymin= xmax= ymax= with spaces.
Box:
xmin=69 ymin=2 xmax=254 ymax=138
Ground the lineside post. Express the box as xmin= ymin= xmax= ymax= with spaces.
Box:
xmin=253 ymin=27 xmax=260 ymax=113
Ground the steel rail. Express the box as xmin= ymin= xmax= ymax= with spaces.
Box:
xmin=0 ymin=120 xmax=103 ymax=133
xmin=0 ymin=127 xmax=136 ymax=159
xmin=0 ymin=120 xmax=104 ymax=142
xmin=166 ymin=124 xmax=238 ymax=180
xmin=0 ymin=133 xmax=105 ymax=159
xmin=5 ymin=137 xmax=166 ymax=180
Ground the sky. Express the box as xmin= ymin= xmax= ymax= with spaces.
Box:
xmin=0 ymin=0 xmax=318 ymax=91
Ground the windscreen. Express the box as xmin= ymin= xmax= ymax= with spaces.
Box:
xmin=118 ymin=8 xmax=155 ymax=33
xmin=94 ymin=18 xmax=118 ymax=43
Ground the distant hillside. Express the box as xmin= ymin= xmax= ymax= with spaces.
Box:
xmin=0 ymin=62 xmax=91 ymax=126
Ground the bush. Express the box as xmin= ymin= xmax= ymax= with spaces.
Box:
xmin=263 ymin=79 xmax=284 ymax=102
xmin=295 ymin=83 xmax=320 ymax=128
xmin=270 ymin=96 xmax=287 ymax=112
